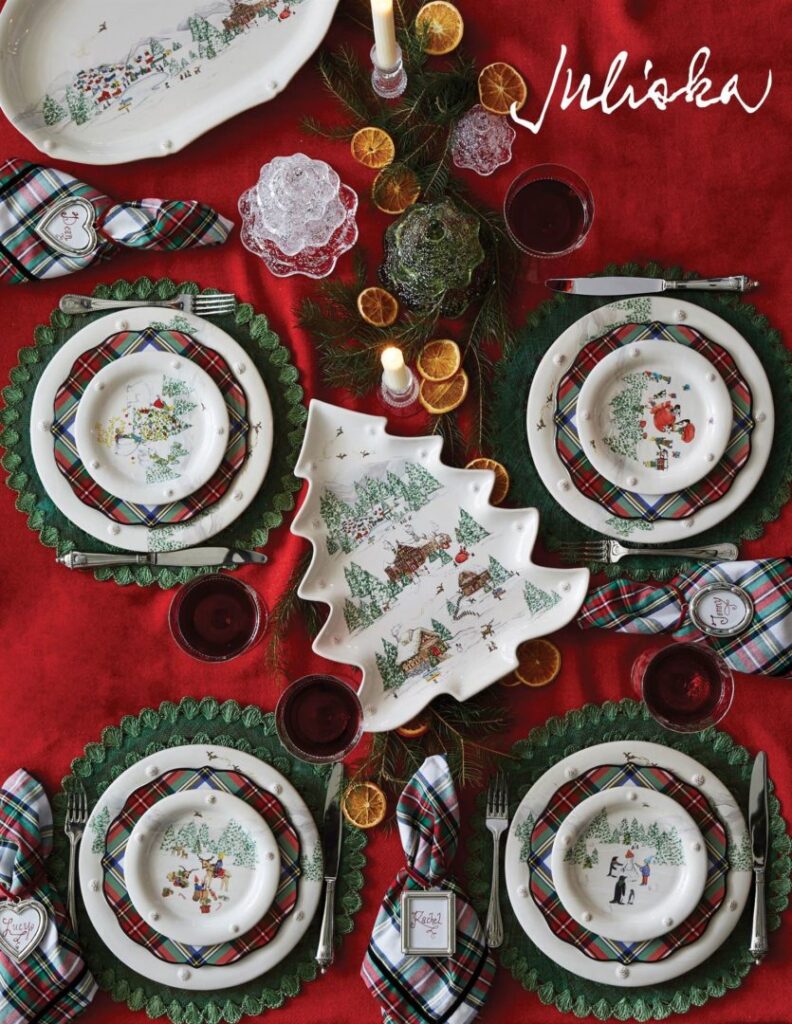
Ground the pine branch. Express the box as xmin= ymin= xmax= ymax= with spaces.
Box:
xmin=265 ymin=548 xmax=321 ymax=672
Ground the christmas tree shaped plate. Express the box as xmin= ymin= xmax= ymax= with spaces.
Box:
xmin=291 ymin=401 xmax=589 ymax=732
xmin=576 ymin=340 xmax=732 ymax=495
xmin=124 ymin=789 xmax=281 ymax=946
xmin=0 ymin=0 xmax=339 ymax=165
xmin=505 ymin=740 xmax=751 ymax=986
xmin=74 ymin=350 xmax=230 ymax=505
xmin=550 ymin=787 xmax=708 ymax=943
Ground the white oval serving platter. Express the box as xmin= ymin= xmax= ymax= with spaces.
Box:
xmin=550 ymin=787 xmax=708 ymax=943
xmin=527 ymin=297 xmax=774 ymax=542
xmin=30 ymin=308 xmax=273 ymax=552
xmin=576 ymin=339 xmax=732 ymax=494
xmin=505 ymin=740 xmax=752 ymax=987
xmin=0 ymin=0 xmax=340 ymax=165
xmin=74 ymin=350 xmax=229 ymax=505
xmin=79 ymin=744 xmax=322 ymax=991
xmin=124 ymin=789 xmax=281 ymax=947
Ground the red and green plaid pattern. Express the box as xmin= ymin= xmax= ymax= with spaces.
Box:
xmin=527 ymin=762 xmax=728 ymax=965
xmin=579 ymin=558 xmax=792 ymax=677
xmin=0 ymin=159 xmax=231 ymax=284
xmin=101 ymin=766 xmax=300 ymax=968
xmin=554 ymin=321 xmax=754 ymax=521
xmin=51 ymin=327 xmax=247 ymax=527
xmin=361 ymin=756 xmax=495 ymax=1024
xmin=0 ymin=770 xmax=97 ymax=1023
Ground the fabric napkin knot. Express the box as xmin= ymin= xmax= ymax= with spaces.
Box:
xmin=398 ymin=754 xmax=459 ymax=888
xmin=0 ymin=770 xmax=97 ymax=1023
xmin=361 ymin=755 xmax=495 ymax=1024
xmin=0 ymin=158 xmax=232 ymax=285
xmin=578 ymin=558 xmax=792 ymax=677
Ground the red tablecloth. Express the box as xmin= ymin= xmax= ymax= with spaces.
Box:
xmin=0 ymin=2 xmax=789 ymax=1022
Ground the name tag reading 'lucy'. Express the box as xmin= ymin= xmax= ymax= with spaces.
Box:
xmin=510 ymin=46 xmax=773 ymax=134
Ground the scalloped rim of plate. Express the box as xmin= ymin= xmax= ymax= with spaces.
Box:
xmin=505 ymin=739 xmax=751 ymax=987
xmin=527 ymin=297 xmax=774 ymax=541
xmin=78 ymin=744 xmax=321 ymax=991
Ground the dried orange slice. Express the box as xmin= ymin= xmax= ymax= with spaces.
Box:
xmin=478 ymin=62 xmax=528 ymax=115
xmin=416 ymin=339 xmax=461 ymax=381
xmin=415 ymin=1 xmax=464 ymax=55
xmin=350 ymin=126 xmax=396 ymax=169
xmin=357 ymin=286 xmax=399 ymax=327
xmin=514 ymin=639 xmax=561 ymax=687
xmin=419 ymin=370 xmax=469 ymax=414
xmin=342 ymin=781 xmax=387 ymax=829
xmin=372 ymin=163 xmax=421 ymax=215
xmin=465 ymin=457 xmax=510 ymax=505
xmin=396 ymin=711 xmax=432 ymax=738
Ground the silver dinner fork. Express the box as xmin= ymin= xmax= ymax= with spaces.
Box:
xmin=557 ymin=540 xmax=739 ymax=565
xmin=59 ymin=292 xmax=236 ymax=317
xmin=64 ymin=783 xmax=89 ymax=934
xmin=485 ymin=772 xmax=509 ymax=948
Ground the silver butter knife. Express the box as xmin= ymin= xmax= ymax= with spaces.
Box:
xmin=748 ymin=751 xmax=770 ymax=963
xmin=57 ymin=548 xmax=267 ymax=569
xmin=546 ymin=275 xmax=759 ymax=296
xmin=316 ymin=762 xmax=344 ymax=974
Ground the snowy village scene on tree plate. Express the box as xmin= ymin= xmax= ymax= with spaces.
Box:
xmin=3 ymin=0 xmax=325 ymax=163
xmin=291 ymin=402 xmax=589 ymax=732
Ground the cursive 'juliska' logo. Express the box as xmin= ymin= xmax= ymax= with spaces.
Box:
xmin=510 ymin=46 xmax=772 ymax=134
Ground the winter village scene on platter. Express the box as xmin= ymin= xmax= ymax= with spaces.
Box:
xmin=293 ymin=404 xmax=589 ymax=726
xmin=26 ymin=0 xmax=309 ymax=132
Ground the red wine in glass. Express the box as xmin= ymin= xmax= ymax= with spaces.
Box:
xmin=504 ymin=163 xmax=594 ymax=257
xmin=169 ymin=574 xmax=266 ymax=662
xmin=632 ymin=642 xmax=734 ymax=733
xmin=276 ymin=675 xmax=364 ymax=763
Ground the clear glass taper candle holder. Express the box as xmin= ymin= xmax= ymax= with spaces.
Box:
xmin=378 ymin=366 xmax=420 ymax=416
xmin=371 ymin=43 xmax=407 ymax=100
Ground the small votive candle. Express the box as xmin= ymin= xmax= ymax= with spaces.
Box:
xmin=381 ymin=346 xmax=411 ymax=393
xmin=371 ymin=0 xmax=398 ymax=69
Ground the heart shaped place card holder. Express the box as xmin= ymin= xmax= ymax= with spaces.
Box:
xmin=0 ymin=896 xmax=49 ymax=962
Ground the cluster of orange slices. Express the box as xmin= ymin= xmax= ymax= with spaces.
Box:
xmin=414 ymin=339 xmax=469 ymax=414
xmin=501 ymin=639 xmax=562 ymax=688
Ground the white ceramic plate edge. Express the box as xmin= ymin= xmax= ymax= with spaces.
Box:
xmin=526 ymin=297 xmax=775 ymax=541
xmin=78 ymin=744 xmax=322 ymax=991
xmin=504 ymin=739 xmax=752 ymax=987
xmin=29 ymin=308 xmax=274 ymax=552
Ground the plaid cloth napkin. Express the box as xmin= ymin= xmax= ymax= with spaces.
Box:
xmin=361 ymin=755 xmax=495 ymax=1024
xmin=578 ymin=559 xmax=792 ymax=677
xmin=0 ymin=158 xmax=232 ymax=284
xmin=0 ymin=770 xmax=96 ymax=1023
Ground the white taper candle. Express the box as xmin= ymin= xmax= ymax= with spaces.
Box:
xmin=371 ymin=0 xmax=398 ymax=70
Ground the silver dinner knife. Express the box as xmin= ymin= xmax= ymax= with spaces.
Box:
xmin=56 ymin=548 xmax=267 ymax=568
xmin=316 ymin=762 xmax=344 ymax=974
xmin=545 ymin=275 xmax=759 ymax=296
xmin=748 ymin=751 xmax=769 ymax=963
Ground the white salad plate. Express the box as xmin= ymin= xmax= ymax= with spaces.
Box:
xmin=0 ymin=0 xmax=340 ymax=165
xmin=79 ymin=744 xmax=322 ymax=991
xmin=527 ymin=297 xmax=774 ymax=541
xmin=550 ymin=787 xmax=708 ymax=943
xmin=30 ymin=308 xmax=273 ymax=552
xmin=505 ymin=740 xmax=752 ymax=987
xmin=291 ymin=401 xmax=589 ymax=733
xmin=74 ymin=350 xmax=229 ymax=505
xmin=576 ymin=340 xmax=732 ymax=494
xmin=124 ymin=789 xmax=280 ymax=947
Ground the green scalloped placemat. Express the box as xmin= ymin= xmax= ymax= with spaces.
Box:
xmin=0 ymin=278 xmax=306 ymax=587
xmin=48 ymin=697 xmax=366 ymax=1024
xmin=486 ymin=263 xmax=792 ymax=580
xmin=468 ymin=699 xmax=791 ymax=1021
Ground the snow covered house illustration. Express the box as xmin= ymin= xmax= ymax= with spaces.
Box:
xmin=291 ymin=402 xmax=589 ymax=732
